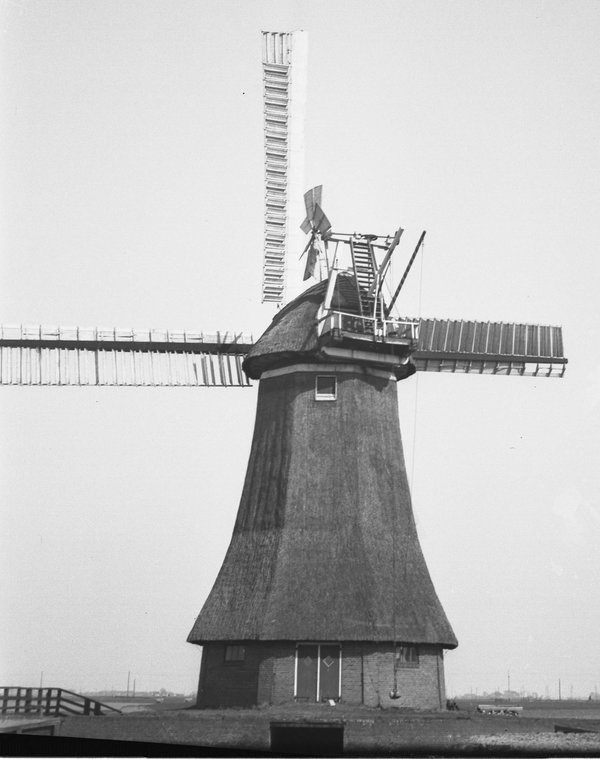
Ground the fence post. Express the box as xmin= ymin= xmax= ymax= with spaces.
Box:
xmin=15 ymin=687 xmax=21 ymax=714
xmin=25 ymin=687 xmax=33 ymax=713
xmin=84 ymin=698 xmax=91 ymax=715
xmin=94 ymin=701 xmax=102 ymax=715
xmin=45 ymin=688 xmax=53 ymax=715
xmin=55 ymin=688 xmax=61 ymax=716
xmin=1 ymin=687 xmax=8 ymax=714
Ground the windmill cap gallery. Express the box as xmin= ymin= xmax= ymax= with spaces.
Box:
xmin=243 ymin=275 xmax=418 ymax=381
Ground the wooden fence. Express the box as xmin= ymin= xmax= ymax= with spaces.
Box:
xmin=0 ymin=687 xmax=122 ymax=717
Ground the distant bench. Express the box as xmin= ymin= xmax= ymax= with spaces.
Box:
xmin=477 ymin=704 xmax=523 ymax=716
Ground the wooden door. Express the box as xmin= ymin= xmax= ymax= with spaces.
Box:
xmin=296 ymin=645 xmax=318 ymax=701
xmin=319 ymin=645 xmax=340 ymax=701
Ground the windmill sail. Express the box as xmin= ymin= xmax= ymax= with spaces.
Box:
xmin=0 ymin=315 xmax=566 ymax=387
xmin=0 ymin=325 xmax=253 ymax=387
xmin=411 ymin=318 xmax=566 ymax=377
xmin=261 ymin=31 xmax=308 ymax=304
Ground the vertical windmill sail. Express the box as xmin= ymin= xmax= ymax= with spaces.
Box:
xmin=261 ymin=31 xmax=308 ymax=304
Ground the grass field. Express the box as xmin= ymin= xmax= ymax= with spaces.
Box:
xmin=93 ymin=695 xmax=193 ymax=713
xmin=101 ymin=695 xmax=600 ymax=721
xmin=50 ymin=697 xmax=600 ymax=755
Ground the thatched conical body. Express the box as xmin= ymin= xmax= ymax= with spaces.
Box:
xmin=188 ymin=281 xmax=456 ymax=708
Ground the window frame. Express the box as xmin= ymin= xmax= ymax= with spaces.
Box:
xmin=315 ymin=375 xmax=337 ymax=401
xmin=223 ymin=644 xmax=246 ymax=663
xmin=394 ymin=644 xmax=419 ymax=669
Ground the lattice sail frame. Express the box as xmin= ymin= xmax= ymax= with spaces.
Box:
xmin=0 ymin=325 xmax=253 ymax=387
xmin=261 ymin=31 xmax=307 ymax=304
xmin=411 ymin=318 xmax=566 ymax=377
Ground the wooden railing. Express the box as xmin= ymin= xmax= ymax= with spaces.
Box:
xmin=319 ymin=310 xmax=420 ymax=344
xmin=0 ymin=687 xmax=122 ymax=717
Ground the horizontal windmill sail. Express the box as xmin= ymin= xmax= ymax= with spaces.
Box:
xmin=0 ymin=316 xmax=566 ymax=386
xmin=411 ymin=318 xmax=566 ymax=377
xmin=0 ymin=325 xmax=253 ymax=387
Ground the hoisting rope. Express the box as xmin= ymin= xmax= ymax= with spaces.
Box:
xmin=409 ymin=238 xmax=425 ymax=491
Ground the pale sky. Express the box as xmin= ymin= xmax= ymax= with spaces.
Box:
xmin=1 ymin=0 xmax=599 ymax=697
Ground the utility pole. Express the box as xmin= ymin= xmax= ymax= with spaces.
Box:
xmin=508 ymin=670 xmax=511 ymax=693
xmin=127 ymin=671 xmax=130 ymax=698
xmin=558 ymin=678 xmax=562 ymax=701
xmin=39 ymin=671 xmax=43 ymax=689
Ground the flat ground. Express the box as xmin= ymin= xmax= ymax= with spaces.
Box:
xmin=47 ymin=697 xmax=600 ymax=755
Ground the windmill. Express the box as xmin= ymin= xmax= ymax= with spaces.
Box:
xmin=0 ymin=30 xmax=567 ymax=709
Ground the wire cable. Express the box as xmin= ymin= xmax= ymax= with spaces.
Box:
xmin=409 ymin=239 xmax=425 ymax=491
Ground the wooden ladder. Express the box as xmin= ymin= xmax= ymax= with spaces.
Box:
xmin=349 ymin=239 xmax=378 ymax=321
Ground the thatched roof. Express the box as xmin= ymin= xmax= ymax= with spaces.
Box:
xmin=188 ymin=289 xmax=457 ymax=646
xmin=242 ymin=280 xmax=326 ymax=379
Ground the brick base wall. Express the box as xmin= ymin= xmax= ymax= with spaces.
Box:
xmin=196 ymin=642 xmax=447 ymax=710
xmin=342 ymin=643 xmax=446 ymax=709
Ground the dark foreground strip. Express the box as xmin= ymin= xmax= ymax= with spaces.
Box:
xmin=3 ymin=733 xmax=600 ymax=758
xmin=0 ymin=734 xmax=265 ymax=757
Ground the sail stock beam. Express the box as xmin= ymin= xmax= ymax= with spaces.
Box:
xmin=0 ymin=325 xmax=253 ymax=387
xmin=412 ymin=354 xmax=566 ymax=378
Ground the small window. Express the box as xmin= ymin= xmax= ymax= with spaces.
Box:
xmin=315 ymin=375 xmax=337 ymax=401
xmin=224 ymin=645 xmax=245 ymax=662
xmin=395 ymin=644 xmax=419 ymax=668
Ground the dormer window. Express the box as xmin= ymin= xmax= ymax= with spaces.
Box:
xmin=315 ymin=375 xmax=337 ymax=401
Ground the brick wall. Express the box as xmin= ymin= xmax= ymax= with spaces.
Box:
xmin=341 ymin=643 xmax=445 ymax=709
xmin=374 ymin=644 xmax=445 ymax=710
xmin=197 ymin=642 xmax=447 ymax=709
xmin=258 ymin=643 xmax=296 ymax=705
xmin=197 ymin=644 xmax=261 ymax=708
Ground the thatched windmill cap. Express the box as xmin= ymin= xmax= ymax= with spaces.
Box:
xmin=244 ymin=275 xmax=416 ymax=380
xmin=243 ymin=280 xmax=327 ymax=379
